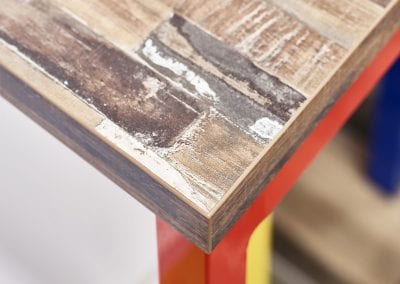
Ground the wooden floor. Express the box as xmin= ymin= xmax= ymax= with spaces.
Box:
xmin=0 ymin=0 xmax=399 ymax=251
xmin=276 ymin=129 xmax=400 ymax=284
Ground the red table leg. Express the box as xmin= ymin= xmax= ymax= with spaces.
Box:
xmin=157 ymin=29 xmax=400 ymax=284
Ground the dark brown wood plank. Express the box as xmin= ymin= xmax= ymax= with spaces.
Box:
xmin=0 ymin=65 xmax=210 ymax=251
xmin=0 ymin=1 xmax=199 ymax=148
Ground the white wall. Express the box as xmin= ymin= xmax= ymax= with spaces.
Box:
xmin=0 ymin=96 xmax=158 ymax=284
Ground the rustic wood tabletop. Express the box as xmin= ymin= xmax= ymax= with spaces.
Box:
xmin=0 ymin=0 xmax=398 ymax=252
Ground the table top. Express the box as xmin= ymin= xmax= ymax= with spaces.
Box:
xmin=0 ymin=0 xmax=398 ymax=252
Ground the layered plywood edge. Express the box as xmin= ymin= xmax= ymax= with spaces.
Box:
xmin=0 ymin=0 xmax=398 ymax=252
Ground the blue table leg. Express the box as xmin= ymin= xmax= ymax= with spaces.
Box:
xmin=368 ymin=59 xmax=400 ymax=195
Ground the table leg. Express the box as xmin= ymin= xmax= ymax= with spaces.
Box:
xmin=368 ymin=59 xmax=400 ymax=194
xmin=246 ymin=216 xmax=273 ymax=284
xmin=157 ymin=211 xmax=273 ymax=284
xmin=157 ymin=29 xmax=400 ymax=284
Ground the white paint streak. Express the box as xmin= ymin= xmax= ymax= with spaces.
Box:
xmin=96 ymin=119 xmax=213 ymax=210
xmin=295 ymin=30 xmax=310 ymax=46
xmin=236 ymin=15 xmax=278 ymax=54
xmin=294 ymin=42 xmax=334 ymax=88
xmin=250 ymin=117 xmax=283 ymax=140
xmin=225 ymin=4 xmax=265 ymax=36
xmin=310 ymin=43 xmax=333 ymax=65
xmin=142 ymin=76 xmax=164 ymax=100
xmin=269 ymin=0 xmax=381 ymax=49
xmin=257 ymin=25 xmax=302 ymax=64
xmin=142 ymin=39 xmax=218 ymax=101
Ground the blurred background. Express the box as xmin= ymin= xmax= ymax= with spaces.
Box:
xmin=0 ymin=95 xmax=158 ymax=284
xmin=1 ymin=80 xmax=399 ymax=283
xmin=273 ymin=88 xmax=400 ymax=284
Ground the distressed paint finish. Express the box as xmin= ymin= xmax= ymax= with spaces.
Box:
xmin=0 ymin=0 xmax=398 ymax=252
xmin=144 ymin=15 xmax=306 ymax=122
xmin=0 ymin=0 xmax=302 ymax=211
xmin=136 ymin=15 xmax=306 ymax=202
xmin=0 ymin=1 xmax=199 ymax=148
xmin=172 ymin=0 xmax=383 ymax=95
xmin=268 ymin=0 xmax=383 ymax=49
xmin=139 ymin=37 xmax=298 ymax=140
xmin=0 ymin=0 xmax=217 ymax=211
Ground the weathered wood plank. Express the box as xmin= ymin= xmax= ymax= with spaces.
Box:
xmin=0 ymin=0 xmax=225 ymax=214
xmin=144 ymin=15 xmax=306 ymax=122
xmin=54 ymin=0 xmax=172 ymax=49
xmin=0 ymin=0 xmax=304 ymax=213
xmin=136 ymin=14 xmax=307 ymax=204
xmin=0 ymin=0 xmax=199 ymax=148
xmin=268 ymin=0 xmax=383 ymax=49
xmin=169 ymin=114 xmax=263 ymax=194
xmin=172 ymin=0 xmax=388 ymax=95
xmin=173 ymin=0 xmax=349 ymax=95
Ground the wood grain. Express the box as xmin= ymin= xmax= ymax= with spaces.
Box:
xmin=268 ymin=0 xmax=383 ymax=49
xmin=173 ymin=0 xmax=348 ymax=95
xmin=0 ymin=44 xmax=211 ymax=250
xmin=54 ymin=0 xmax=172 ymax=49
xmin=0 ymin=2 xmax=200 ymax=148
xmin=0 ymin=0 xmax=398 ymax=252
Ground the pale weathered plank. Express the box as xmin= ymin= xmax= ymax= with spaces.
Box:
xmin=269 ymin=0 xmax=383 ymax=49
xmin=173 ymin=0 xmax=348 ymax=95
xmin=0 ymin=0 xmax=398 ymax=252
xmin=54 ymin=0 xmax=172 ymax=49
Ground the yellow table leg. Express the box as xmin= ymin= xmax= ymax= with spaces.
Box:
xmin=246 ymin=215 xmax=273 ymax=284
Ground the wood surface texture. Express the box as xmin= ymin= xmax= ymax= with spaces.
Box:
xmin=276 ymin=131 xmax=400 ymax=284
xmin=0 ymin=0 xmax=398 ymax=252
